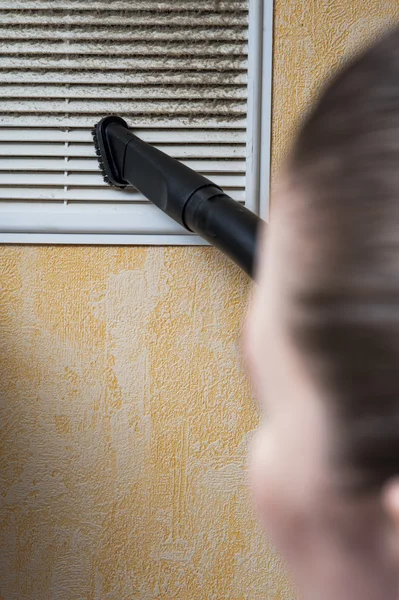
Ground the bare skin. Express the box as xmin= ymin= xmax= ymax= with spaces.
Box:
xmin=243 ymin=180 xmax=399 ymax=600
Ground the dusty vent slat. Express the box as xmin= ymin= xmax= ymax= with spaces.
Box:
xmin=0 ymin=57 xmax=247 ymax=70
xmin=1 ymin=41 xmax=248 ymax=56
xmin=0 ymin=85 xmax=247 ymax=100
xmin=0 ymin=13 xmax=247 ymax=27
xmin=0 ymin=27 xmax=248 ymax=42
xmin=0 ymin=1 xmax=248 ymax=9
xmin=0 ymin=118 xmax=248 ymax=127
xmin=0 ymin=100 xmax=246 ymax=115
xmin=0 ymin=72 xmax=247 ymax=86
xmin=0 ymin=158 xmax=246 ymax=173
xmin=0 ymin=128 xmax=247 ymax=144
xmin=0 ymin=145 xmax=245 ymax=160
xmin=0 ymin=188 xmax=247 ymax=202
xmin=0 ymin=0 xmax=273 ymax=242
xmin=0 ymin=173 xmax=245 ymax=189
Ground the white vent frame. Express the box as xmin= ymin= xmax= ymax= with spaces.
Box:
xmin=0 ymin=0 xmax=273 ymax=245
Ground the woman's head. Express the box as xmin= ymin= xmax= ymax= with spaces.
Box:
xmin=245 ymin=27 xmax=399 ymax=600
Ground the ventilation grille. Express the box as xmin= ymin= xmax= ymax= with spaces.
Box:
xmin=0 ymin=0 xmax=272 ymax=243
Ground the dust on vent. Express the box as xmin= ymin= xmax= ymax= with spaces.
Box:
xmin=0 ymin=0 xmax=273 ymax=244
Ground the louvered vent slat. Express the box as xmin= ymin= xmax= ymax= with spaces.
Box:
xmin=0 ymin=0 xmax=272 ymax=243
xmin=0 ymin=27 xmax=248 ymax=42
xmin=0 ymin=1 xmax=248 ymax=9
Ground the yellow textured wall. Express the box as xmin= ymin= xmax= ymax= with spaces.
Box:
xmin=1 ymin=2 xmax=399 ymax=599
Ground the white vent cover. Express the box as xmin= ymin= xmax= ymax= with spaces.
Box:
xmin=0 ymin=0 xmax=273 ymax=244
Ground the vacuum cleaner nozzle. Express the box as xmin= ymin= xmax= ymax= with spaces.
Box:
xmin=92 ymin=115 xmax=262 ymax=278
xmin=92 ymin=116 xmax=130 ymax=188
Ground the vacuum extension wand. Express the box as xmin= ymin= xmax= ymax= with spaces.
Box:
xmin=93 ymin=116 xmax=263 ymax=278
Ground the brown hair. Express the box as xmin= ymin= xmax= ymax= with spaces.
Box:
xmin=288 ymin=27 xmax=399 ymax=492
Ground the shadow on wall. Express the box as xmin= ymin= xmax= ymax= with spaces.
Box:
xmin=0 ymin=246 xmax=286 ymax=600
